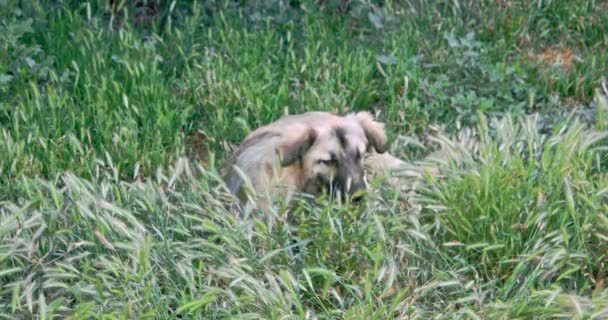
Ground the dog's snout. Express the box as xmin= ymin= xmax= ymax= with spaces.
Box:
xmin=348 ymin=178 xmax=366 ymax=194
xmin=335 ymin=159 xmax=367 ymax=202
xmin=345 ymin=177 xmax=366 ymax=203
xmin=348 ymin=179 xmax=366 ymax=204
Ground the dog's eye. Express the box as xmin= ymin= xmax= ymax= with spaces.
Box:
xmin=317 ymin=159 xmax=336 ymax=166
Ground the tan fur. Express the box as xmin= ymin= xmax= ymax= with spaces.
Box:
xmin=364 ymin=151 xmax=440 ymax=189
xmin=355 ymin=112 xmax=388 ymax=153
xmin=222 ymin=111 xmax=388 ymax=208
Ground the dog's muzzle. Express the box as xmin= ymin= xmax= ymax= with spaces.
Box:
xmin=330 ymin=176 xmax=366 ymax=204
xmin=311 ymin=172 xmax=367 ymax=204
xmin=344 ymin=177 xmax=366 ymax=203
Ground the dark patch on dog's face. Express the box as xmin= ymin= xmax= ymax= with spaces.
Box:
xmin=335 ymin=147 xmax=366 ymax=200
xmin=334 ymin=127 xmax=348 ymax=149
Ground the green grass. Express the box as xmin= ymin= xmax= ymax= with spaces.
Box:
xmin=1 ymin=0 xmax=608 ymax=318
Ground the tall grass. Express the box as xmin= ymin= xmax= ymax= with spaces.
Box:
xmin=1 ymin=113 xmax=606 ymax=319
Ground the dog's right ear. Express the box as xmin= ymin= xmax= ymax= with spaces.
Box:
xmin=354 ymin=111 xmax=388 ymax=153
xmin=277 ymin=128 xmax=317 ymax=166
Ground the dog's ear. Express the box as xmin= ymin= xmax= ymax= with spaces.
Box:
xmin=355 ymin=111 xmax=387 ymax=153
xmin=277 ymin=127 xmax=317 ymax=166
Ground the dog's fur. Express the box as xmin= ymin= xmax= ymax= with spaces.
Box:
xmin=221 ymin=111 xmax=388 ymax=207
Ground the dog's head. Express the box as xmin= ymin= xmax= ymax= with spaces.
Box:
xmin=277 ymin=111 xmax=387 ymax=201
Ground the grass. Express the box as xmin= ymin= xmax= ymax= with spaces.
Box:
xmin=1 ymin=0 xmax=607 ymax=318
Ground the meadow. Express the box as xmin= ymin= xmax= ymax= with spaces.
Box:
xmin=1 ymin=0 xmax=608 ymax=318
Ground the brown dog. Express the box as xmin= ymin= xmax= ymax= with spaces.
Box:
xmin=221 ymin=111 xmax=388 ymax=208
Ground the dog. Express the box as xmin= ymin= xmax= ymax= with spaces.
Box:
xmin=221 ymin=111 xmax=388 ymax=208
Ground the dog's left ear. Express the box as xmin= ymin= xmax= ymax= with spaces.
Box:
xmin=278 ymin=127 xmax=317 ymax=166
xmin=354 ymin=111 xmax=387 ymax=153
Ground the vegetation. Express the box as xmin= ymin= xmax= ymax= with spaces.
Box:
xmin=1 ymin=0 xmax=607 ymax=318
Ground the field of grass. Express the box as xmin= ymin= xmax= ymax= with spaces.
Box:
xmin=1 ymin=0 xmax=608 ymax=318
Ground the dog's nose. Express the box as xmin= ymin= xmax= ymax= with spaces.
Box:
xmin=347 ymin=179 xmax=366 ymax=194
xmin=346 ymin=178 xmax=366 ymax=203
xmin=351 ymin=194 xmax=364 ymax=204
